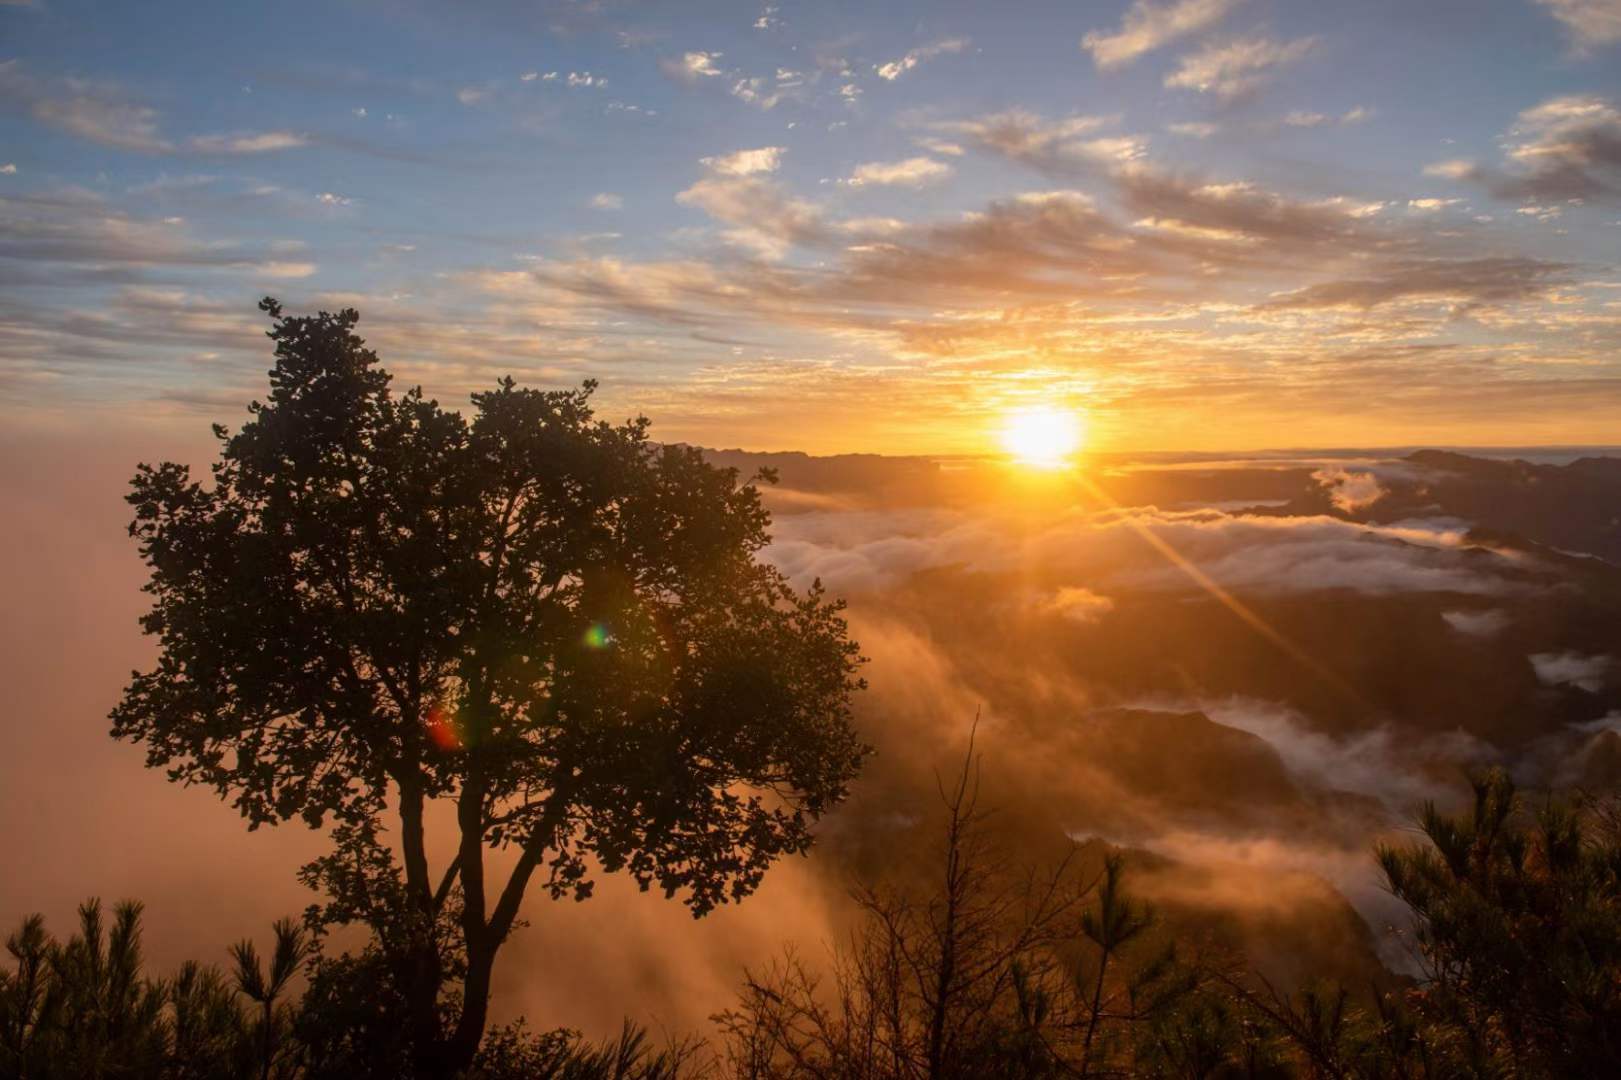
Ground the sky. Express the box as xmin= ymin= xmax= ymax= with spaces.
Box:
xmin=2 ymin=0 xmax=1620 ymax=454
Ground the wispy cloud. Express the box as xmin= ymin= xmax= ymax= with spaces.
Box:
xmin=1534 ymin=0 xmax=1621 ymax=52
xmin=1165 ymin=35 xmax=1318 ymax=100
xmin=934 ymin=111 xmax=1131 ymax=173
xmin=0 ymin=63 xmax=172 ymax=151
xmin=1167 ymin=120 xmax=1219 ymax=138
xmin=188 ymin=131 xmax=306 ymax=154
xmin=1530 ymin=650 xmax=1611 ymax=692
xmin=1262 ymin=256 xmax=1568 ymax=312
xmin=844 ymin=156 xmax=953 ymax=188
xmin=1082 ymin=0 xmax=1241 ymax=69
xmin=0 ymin=193 xmax=322 ymax=288
xmin=873 ymin=38 xmax=970 ymax=81
xmin=730 ymin=76 xmax=786 ymax=110
xmin=0 ymin=63 xmax=306 ymax=156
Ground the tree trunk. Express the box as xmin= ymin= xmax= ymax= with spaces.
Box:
xmin=402 ymin=942 xmax=450 ymax=1079
xmin=442 ymin=938 xmax=497 ymax=1076
xmin=420 ymin=787 xmax=566 ymax=1078
xmin=398 ymin=780 xmax=452 ymax=1079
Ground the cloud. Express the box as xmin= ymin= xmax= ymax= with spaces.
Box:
xmin=1499 ymin=94 xmax=1621 ymax=201
xmin=590 ymin=192 xmax=623 ymax=210
xmin=1424 ymin=159 xmax=1477 ymax=179
xmin=675 ymin=175 xmax=825 ymax=258
xmin=258 ymin=261 xmax=317 ymax=278
xmin=1107 ymin=517 xmax=1507 ymax=598
xmin=873 ymin=37 xmax=970 ymax=81
xmin=1191 ymin=697 xmax=1494 ymax=811
xmin=535 ymin=180 xmax=1141 ymax=326
xmin=699 ymin=146 xmax=785 ymax=176
xmin=1406 ymin=197 xmax=1461 ymax=212
xmin=1441 ymin=95 xmax=1621 ymax=204
xmin=0 ymin=194 xmax=305 ymax=273
xmin=187 ymin=131 xmax=307 ymax=154
xmin=36 ymin=95 xmax=168 ymax=150
xmin=1082 ymin=0 xmax=1241 ymax=69
xmin=0 ymin=63 xmax=172 ymax=151
xmin=1166 ymin=121 xmax=1219 ymax=138
xmin=456 ymin=86 xmax=487 ymax=106
xmin=0 ymin=63 xmax=306 ymax=157
xmin=662 ymin=51 xmax=724 ymax=82
xmin=764 ymin=503 xmax=1518 ymax=600
xmin=729 ymin=76 xmax=785 ymax=110
xmin=1282 ymin=108 xmax=1369 ymax=130
xmin=844 ymin=156 xmax=953 ymax=188
xmin=934 ymin=111 xmax=1127 ymax=173
xmin=1530 ymin=651 xmax=1611 ymax=692
xmin=1313 ymin=467 xmax=1386 ymax=512
xmin=1110 ymin=170 xmax=1377 ymax=250
xmin=1165 ymin=35 xmax=1318 ymax=100
xmin=1535 ymin=0 xmax=1621 ymax=51
xmin=0 ymin=164 xmax=14 ymax=175
xmin=1262 ymin=257 xmax=1569 ymax=313
xmin=1043 ymin=586 xmax=1115 ymax=624
xmin=1441 ymin=609 xmax=1510 ymax=636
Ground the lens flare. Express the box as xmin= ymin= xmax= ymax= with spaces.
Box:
xmin=999 ymin=406 xmax=1084 ymax=468
xmin=424 ymin=703 xmax=462 ymax=752
xmin=582 ymin=623 xmax=612 ymax=649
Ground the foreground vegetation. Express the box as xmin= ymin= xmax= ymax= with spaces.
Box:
xmin=5 ymin=765 xmax=1619 ymax=1079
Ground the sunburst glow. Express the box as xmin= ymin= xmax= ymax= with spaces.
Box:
xmin=999 ymin=406 xmax=1084 ymax=468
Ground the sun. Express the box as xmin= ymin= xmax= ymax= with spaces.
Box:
xmin=999 ymin=405 xmax=1084 ymax=468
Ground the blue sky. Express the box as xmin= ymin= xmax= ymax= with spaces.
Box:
xmin=3 ymin=0 xmax=1620 ymax=452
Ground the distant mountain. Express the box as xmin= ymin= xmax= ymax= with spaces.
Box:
xmin=1336 ymin=450 xmax=1621 ymax=563
xmin=704 ymin=448 xmax=1621 ymax=559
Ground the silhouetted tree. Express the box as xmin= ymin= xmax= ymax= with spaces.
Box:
xmin=1218 ymin=771 xmax=1621 ymax=1079
xmin=229 ymin=919 xmax=311 ymax=1080
xmin=111 ymin=300 xmax=867 ymax=1077
xmin=13 ymin=899 xmax=168 ymax=1078
xmin=1375 ymin=771 xmax=1621 ymax=1077
xmin=167 ymin=960 xmax=253 ymax=1079
xmin=1 ymin=913 xmax=53 ymax=1074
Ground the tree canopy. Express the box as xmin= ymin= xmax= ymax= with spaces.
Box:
xmin=110 ymin=299 xmax=867 ymax=1075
